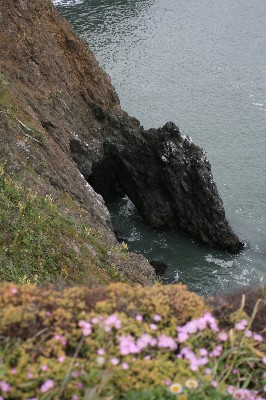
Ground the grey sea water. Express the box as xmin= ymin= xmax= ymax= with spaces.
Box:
xmin=54 ymin=0 xmax=266 ymax=296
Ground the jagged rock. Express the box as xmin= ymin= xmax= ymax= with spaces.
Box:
xmin=150 ymin=261 xmax=168 ymax=277
xmin=89 ymin=122 xmax=243 ymax=253
xmin=114 ymin=230 xmax=129 ymax=245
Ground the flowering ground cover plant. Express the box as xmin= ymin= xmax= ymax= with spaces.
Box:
xmin=0 ymin=283 xmax=265 ymax=399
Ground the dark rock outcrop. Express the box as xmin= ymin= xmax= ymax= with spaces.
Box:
xmin=150 ymin=261 xmax=168 ymax=277
xmin=88 ymin=121 xmax=243 ymax=253
xmin=114 ymin=230 xmax=129 ymax=245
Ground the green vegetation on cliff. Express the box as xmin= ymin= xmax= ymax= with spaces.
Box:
xmin=0 ymin=165 xmax=129 ymax=286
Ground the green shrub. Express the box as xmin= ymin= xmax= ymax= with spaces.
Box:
xmin=0 ymin=284 xmax=264 ymax=399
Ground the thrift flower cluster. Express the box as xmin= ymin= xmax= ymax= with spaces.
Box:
xmin=0 ymin=284 xmax=265 ymax=400
xmin=74 ymin=311 xmax=265 ymax=400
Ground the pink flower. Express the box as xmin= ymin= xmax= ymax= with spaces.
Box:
xmin=11 ymin=288 xmax=18 ymax=294
xmin=58 ymin=356 xmax=65 ymax=363
xmin=91 ymin=317 xmax=99 ymax=324
xmin=218 ymin=332 xmax=228 ymax=342
xmin=149 ymin=323 xmax=157 ymax=330
xmin=97 ymin=348 xmax=105 ymax=356
xmin=0 ymin=381 xmax=12 ymax=392
xmin=209 ymin=345 xmax=223 ymax=358
xmin=135 ymin=315 xmax=143 ymax=322
xmin=264 ymin=385 xmax=266 ymax=393
xmin=54 ymin=334 xmax=67 ymax=345
xmin=235 ymin=319 xmax=248 ymax=331
xmin=245 ymin=330 xmax=252 ymax=338
xmin=136 ymin=334 xmax=156 ymax=350
xmin=110 ymin=358 xmax=119 ymax=365
xmin=10 ymin=369 xmax=17 ymax=375
xmin=78 ymin=320 xmax=92 ymax=336
xmin=205 ymin=368 xmax=211 ymax=375
xmin=163 ymin=379 xmax=172 ymax=386
xmin=198 ymin=357 xmax=209 ymax=366
xmin=227 ymin=386 xmax=235 ymax=395
xmin=76 ymin=382 xmax=83 ymax=389
xmin=199 ymin=348 xmax=208 ymax=357
xmin=122 ymin=362 xmax=129 ymax=370
xmin=72 ymin=395 xmax=79 ymax=400
xmin=46 ymin=311 xmax=52 ymax=317
xmin=180 ymin=347 xmax=195 ymax=360
xmin=190 ymin=363 xmax=199 ymax=371
xmin=119 ymin=335 xmax=140 ymax=355
xmin=40 ymin=379 xmax=54 ymax=393
xmin=104 ymin=315 xmax=122 ymax=330
xmin=157 ymin=335 xmax=177 ymax=350
xmin=177 ymin=331 xmax=189 ymax=343
xmin=196 ymin=318 xmax=207 ymax=331
xmin=153 ymin=314 xmax=162 ymax=322
xmin=41 ymin=365 xmax=48 ymax=372
xmin=211 ymin=381 xmax=218 ymax=388
xmin=71 ymin=371 xmax=79 ymax=378
xmin=144 ymin=355 xmax=151 ymax=360
xmin=253 ymin=333 xmax=263 ymax=342
xmin=27 ymin=372 xmax=33 ymax=379
xmin=202 ymin=312 xmax=219 ymax=332
xmin=233 ymin=368 xmax=239 ymax=375
xmin=262 ymin=356 xmax=266 ymax=364
xmin=185 ymin=320 xmax=198 ymax=334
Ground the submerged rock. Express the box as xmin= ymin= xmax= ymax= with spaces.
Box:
xmin=150 ymin=261 xmax=168 ymax=277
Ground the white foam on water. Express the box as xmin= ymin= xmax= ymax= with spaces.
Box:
xmin=52 ymin=0 xmax=84 ymax=6
xmin=205 ymin=254 xmax=234 ymax=268
xmin=252 ymin=102 xmax=264 ymax=107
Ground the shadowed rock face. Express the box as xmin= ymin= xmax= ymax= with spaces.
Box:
xmin=0 ymin=0 xmax=243 ymax=261
xmin=87 ymin=122 xmax=243 ymax=254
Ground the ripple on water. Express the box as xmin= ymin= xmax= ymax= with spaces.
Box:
xmin=108 ymin=197 xmax=265 ymax=296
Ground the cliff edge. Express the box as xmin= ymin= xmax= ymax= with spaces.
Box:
xmin=0 ymin=0 xmax=242 ymax=284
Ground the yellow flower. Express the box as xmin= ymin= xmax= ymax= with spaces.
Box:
xmin=185 ymin=379 xmax=198 ymax=389
xmin=178 ymin=395 xmax=187 ymax=400
xmin=169 ymin=382 xmax=183 ymax=394
xmin=205 ymin=374 xmax=212 ymax=382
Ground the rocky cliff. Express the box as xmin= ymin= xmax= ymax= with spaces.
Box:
xmin=0 ymin=0 xmax=242 ymax=284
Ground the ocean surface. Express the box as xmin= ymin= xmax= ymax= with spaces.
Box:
xmin=54 ymin=0 xmax=266 ymax=296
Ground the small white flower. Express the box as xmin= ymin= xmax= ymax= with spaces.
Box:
xmin=169 ymin=383 xmax=183 ymax=394
xmin=96 ymin=356 xmax=105 ymax=365
xmin=185 ymin=379 xmax=198 ymax=389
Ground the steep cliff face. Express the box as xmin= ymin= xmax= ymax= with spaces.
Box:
xmin=0 ymin=0 xmax=155 ymax=285
xmin=0 ymin=0 xmax=242 ymax=286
